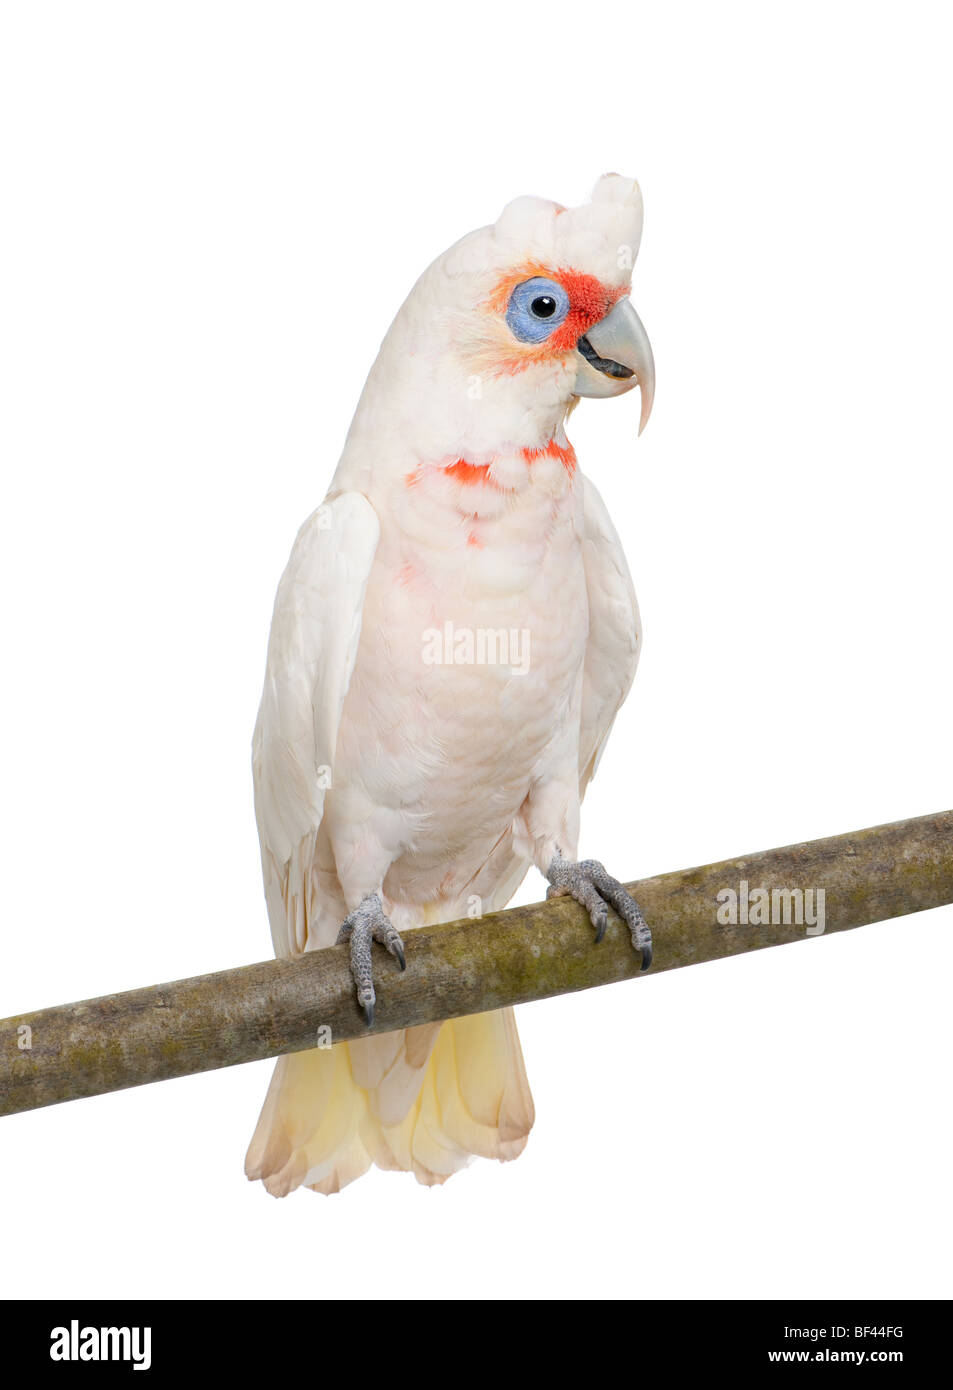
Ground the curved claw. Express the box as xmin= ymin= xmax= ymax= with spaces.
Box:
xmin=337 ymin=894 xmax=407 ymax=1027
xmin=546 ymin=853 xmax=653 ymax=968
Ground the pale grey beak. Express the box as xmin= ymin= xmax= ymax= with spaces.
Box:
xmin=573 ymin=298 xmax=655 ymax=433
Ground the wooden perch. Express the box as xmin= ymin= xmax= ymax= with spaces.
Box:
xmin=1 ymin=811 xmax=951 ymax=1119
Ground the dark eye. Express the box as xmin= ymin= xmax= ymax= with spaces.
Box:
xmin=505 ymin=276 xmax=570 ymax=343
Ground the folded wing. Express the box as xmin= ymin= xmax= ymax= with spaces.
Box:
xmin=578 ymin=475 xmax=642 ymax=797
xmin=252 ymin=492 xmax=380 ymax=957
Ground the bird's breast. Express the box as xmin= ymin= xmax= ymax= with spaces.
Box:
xmin=331 ymin=443 xmax=589 ymax=883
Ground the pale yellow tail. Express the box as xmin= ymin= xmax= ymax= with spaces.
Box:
xmin=245 ymin=1007 xmax=534 ymax=1195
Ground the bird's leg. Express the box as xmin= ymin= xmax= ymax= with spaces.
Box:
xmin=335 ymin=892 xmax=406 ymax=1027
xmin=546 ymin=852 xmax=653 ymax=971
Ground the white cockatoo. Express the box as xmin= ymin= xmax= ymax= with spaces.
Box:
xmin=246 ymin=174 xmax=655 ymax=1195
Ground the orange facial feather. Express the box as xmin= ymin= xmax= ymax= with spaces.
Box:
xmin=485 ymin=263 xmax=626 ymax=377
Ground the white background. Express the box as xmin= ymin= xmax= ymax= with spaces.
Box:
xmin=1 ymin=1 xmax=950 ymax=1300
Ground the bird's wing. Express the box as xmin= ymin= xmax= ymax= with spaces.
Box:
xmin=578 ymin=474 xmax=642 ymax=797
xmin=252 ymin=492 xmax=380 ymax=957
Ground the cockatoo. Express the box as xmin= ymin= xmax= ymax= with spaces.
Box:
xmin=245 ymin=174 xmax=655 ymax=1195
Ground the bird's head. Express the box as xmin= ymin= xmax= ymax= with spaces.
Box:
xmin=347 ymin=175 xmax=653 ymax=468
xmin=461 ymin=172 xmax=654 ymax=433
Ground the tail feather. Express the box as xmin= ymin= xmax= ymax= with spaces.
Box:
xmin=433 ymin=1010 xmax=534 ymax=1159
xmin=245 ymin=1008 xmax=534 ymax=1196
xmin=354 ymin=1023 xmax=443 ymax=1127
xmin=246 ymin=1045 xmax=369 ymax=1197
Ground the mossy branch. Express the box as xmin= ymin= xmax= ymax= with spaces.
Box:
xmin=1 ymin=811 xmax=951 ymax=1118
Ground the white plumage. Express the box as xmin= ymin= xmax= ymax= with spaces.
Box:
xmin=246 ymin=175 xmax=650 ymax=1194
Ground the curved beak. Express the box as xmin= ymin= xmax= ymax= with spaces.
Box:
xmin=573 ymin=298 xmax=655 ymax=434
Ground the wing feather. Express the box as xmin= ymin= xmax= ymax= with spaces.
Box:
xmin=578 ymin=476 xmax=641 ymax=797
xmin=252 ymin=492 xmax=380 ymax=956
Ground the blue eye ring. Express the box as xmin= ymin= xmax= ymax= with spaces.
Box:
xmin=505 ymin=276 xmax=570 ymax=344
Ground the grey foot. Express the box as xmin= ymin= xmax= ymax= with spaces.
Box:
xmin=335 ymin=892 xmax=406 ymax=1026
xmin=546 ymin=854 xmax=653 ymax=971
